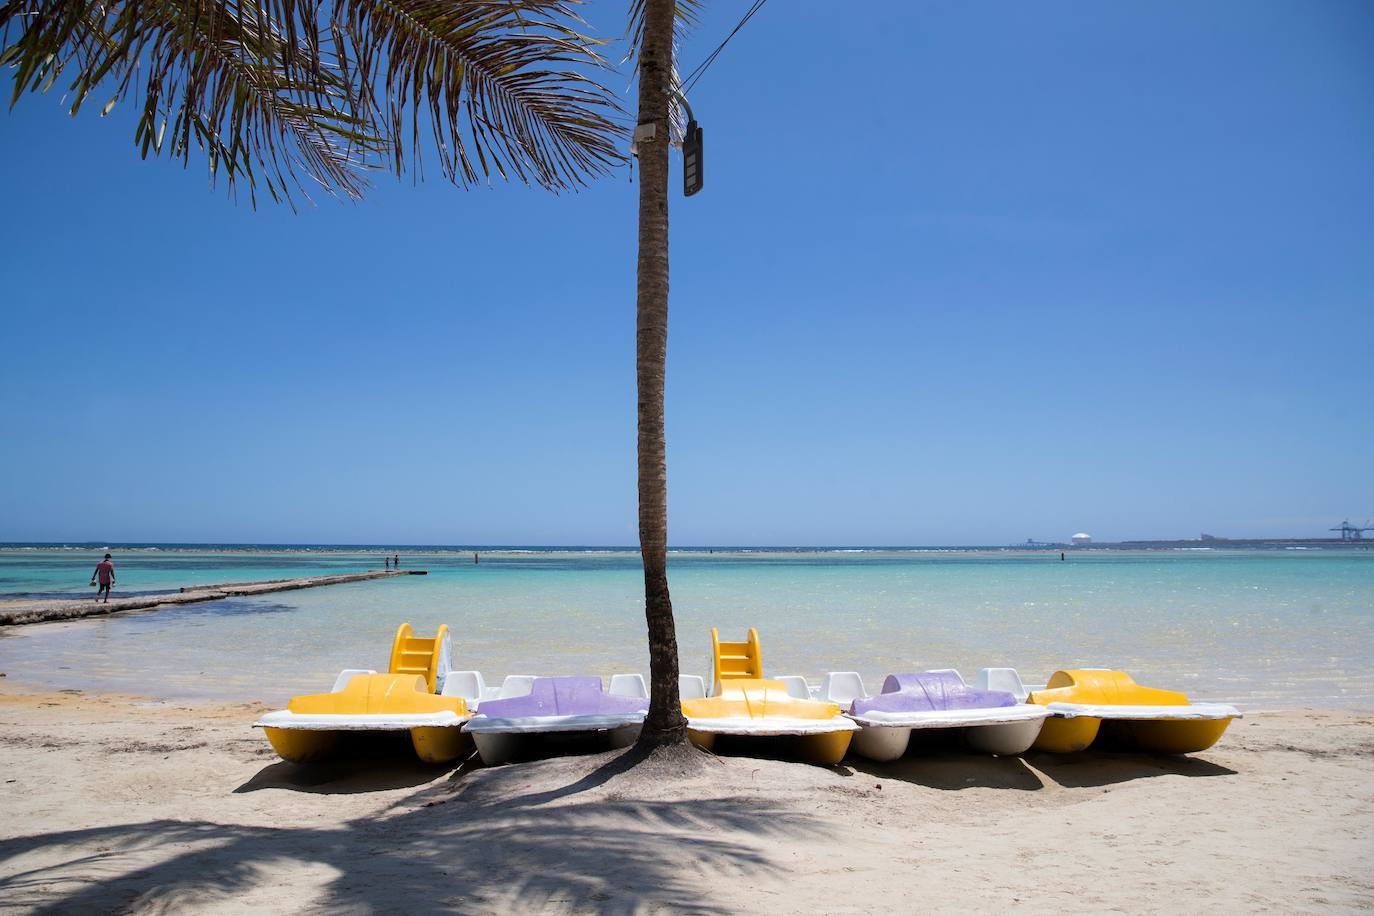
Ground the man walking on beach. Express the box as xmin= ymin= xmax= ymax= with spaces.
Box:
xmin=90 ymin=553 xmax=115 ymax=603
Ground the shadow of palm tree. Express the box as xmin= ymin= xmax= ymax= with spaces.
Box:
xmin=454 ymin=742 xmax=717 ymax=809
xmin=1 ymin=754 xmax=820 ymax=915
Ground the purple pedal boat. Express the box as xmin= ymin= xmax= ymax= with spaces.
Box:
xmin=846 ymin=670 xmax=1050 ymax=760
xmin=463 ymin=676 xmax=649 ymax=765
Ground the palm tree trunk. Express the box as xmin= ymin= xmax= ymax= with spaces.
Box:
xmin=633 ymin=0 xmax=687 ymax=747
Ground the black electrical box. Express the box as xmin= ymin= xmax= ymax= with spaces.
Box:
xmin=683 ymin=120 xmax=703 ymax=197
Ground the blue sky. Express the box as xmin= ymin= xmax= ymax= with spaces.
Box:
xmin=1 ymin=1 xmax=1371 ymax=546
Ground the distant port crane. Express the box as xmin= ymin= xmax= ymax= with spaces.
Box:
xmin=1330 ymin=520 xmax=1374 ymax=541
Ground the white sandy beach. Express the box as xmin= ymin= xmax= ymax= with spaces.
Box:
xmin=1 ymin=680 xmax=1370 ymax=914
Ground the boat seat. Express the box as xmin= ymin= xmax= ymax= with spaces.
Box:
xmin=609 ymin=673 xmax=649 ymax=699
xmin=777 ymin=675 xmax=812 ymax=700
xmin=976 ymin=667 xmax=1029 ymax=702
xmin=679 ymin=675 xmax=707 ymax=700
xmin=497 ymin=675 xmax=536 ymax=699
xmin=330 ymin=669 xmax=376 ymax=693
xmin=1030 ymin=669 xmax=1192 ymax=707
xmin=441 ymin=670 xmax=487 ymax=703
xmin=821 ymin=671 xmax=866 ymax=706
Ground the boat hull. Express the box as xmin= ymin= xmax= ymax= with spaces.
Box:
xmin=1101 ymin=717 xmax=1233 ymax=754
xmin=264 ymin=725 xmax=471 ymax=764
xmin=850 ymin=717 xmax=1045 ymax=761
xmin=799 ymin=729 xmax=853 ymax=765
xmin=849 ymin=725 xmax=908 ymax=762
xmin=472 ymin=724 xmax=643 ymax=766
xmin=410 ymin=726 xmax=474 ymax=763
xmin=1031 ymin=715 xmax=1102 ymax=754
xmin=264 ymin=726 xmax=340 ymax=764
xmin=688 ymin=728 xmax=853 ymax=766
xmin=1033 ymin=715 xmax=1234 ymax=754
xmin=965 ymin=718 xmax=1044 ymax=755
xmin=1029 ymin=670 xmax=1240 ymax=754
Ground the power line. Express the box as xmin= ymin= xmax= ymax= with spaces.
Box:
xmin=682 ymin=0 xmax=767 ymax=92
xmin=681 ymin=0 xmax=769 ymax=95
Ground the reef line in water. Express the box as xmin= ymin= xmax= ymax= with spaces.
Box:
xmin=0 ymin=570 xmax=426 ymax=627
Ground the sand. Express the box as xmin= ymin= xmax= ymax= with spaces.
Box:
xmin=0 ymin=682 xmax=1371 ymax=915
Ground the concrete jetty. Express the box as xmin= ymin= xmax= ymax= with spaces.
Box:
xmin=0 ymin=570 xmax=426 ymax=627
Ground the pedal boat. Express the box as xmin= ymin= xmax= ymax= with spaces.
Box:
xmin=463 ymin=675 xmax=650 ymax=765
xmin=1028 ymin=669 xmax=1241 ymax=754
xmin=254 ymin=623 xmax=473 ymax=764
xmin=682 ymin=628 xmax=856 ymax=765
xmin=841 ymin=670 xmax=1051 ymax=761
xmin=683 ymin=678 xmax=858 ymax=765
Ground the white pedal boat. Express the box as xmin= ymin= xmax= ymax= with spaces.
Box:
xmin=821 ymin=668 xmax=1051 ymax=760
xmin=460 ymin=674 xmax=650 ymax=765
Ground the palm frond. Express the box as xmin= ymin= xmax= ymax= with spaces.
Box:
xmin=2 ymin=0 xmax=378 ymax=205
xmin=332 ymin=0 xmax=625 ymax=190
xmin=1 ymin=0 xmax=628 ymax=204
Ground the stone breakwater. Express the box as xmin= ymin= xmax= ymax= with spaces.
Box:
xmin=0 ymin=570 xmax=426 ymax=626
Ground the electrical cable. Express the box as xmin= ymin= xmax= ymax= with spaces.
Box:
xmin=681 ymin=0 xmax=766 ymax=92
xmin=681 ymin=0 xmax=769 ymax=95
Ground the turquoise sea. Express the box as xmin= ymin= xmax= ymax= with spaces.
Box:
xmin=1 ymin=546 xmax=1371 ymax=708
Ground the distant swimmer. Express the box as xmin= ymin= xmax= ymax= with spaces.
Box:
xmin=385 ymin=555 xmax=391 ymax=569
xmin=474 ymin=552 xmax=479 ymax=565
xmin=1061 ymin=552 xmax=1066 ymax=561
xmin=394 ymin=554 xmax=400 ymax=569
xmin=90 ymin=553 xmax=116 ymax=603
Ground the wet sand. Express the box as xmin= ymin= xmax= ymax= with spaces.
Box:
xmin=0 ymin=681 xmax=1370 ymax=914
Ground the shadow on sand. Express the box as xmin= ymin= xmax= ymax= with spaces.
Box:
xmin=233 ymin=733 xmax=481 ymax=795
xmin=847 ymin=753 xmax=1047 ymax=791
xmin=233 ymin=756 xmax=467 ymax=795
xmin=1 ymin=748 xmax=817 ymax=915
xmin=1025 ymin=750 xmax=1237 ymax=787
xmin=1 ymin=731 xmax=1243 ymax=914
xmin=836 ymin=725 xmax=1236 ymax=792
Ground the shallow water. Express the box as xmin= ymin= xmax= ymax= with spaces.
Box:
xmin=1 ymin=548 xmax=1370 ymax=708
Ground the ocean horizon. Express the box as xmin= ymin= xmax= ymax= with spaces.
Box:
xmin=2 ymin=538 xmax=1365 ymax=553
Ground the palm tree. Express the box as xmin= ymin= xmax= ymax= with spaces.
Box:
xmin=626 ymin=0 xmax=687 ymax=748
xmin=2 ymin=0 xmax=694 ymax=749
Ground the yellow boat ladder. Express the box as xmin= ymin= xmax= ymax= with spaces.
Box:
xmin=388 ymin=622 xmax=450 ymax=693
xmin=711 ymin=627 xmax=763 ymax=696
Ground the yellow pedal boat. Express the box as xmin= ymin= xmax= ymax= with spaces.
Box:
xmin=255 ymin=623 xmax=473 ymax=764
xmin=681 ymin=628 xmax=857 ymax=765
xmin=1028 ymin=669 xmax=1241 ymax=754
